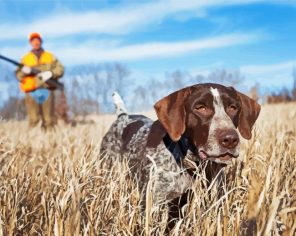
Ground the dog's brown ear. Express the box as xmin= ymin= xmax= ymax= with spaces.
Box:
xmin=237 ymin=91 xmax=261 ymax=140
xmin=154 ymin=87 xmax=191 ymax=142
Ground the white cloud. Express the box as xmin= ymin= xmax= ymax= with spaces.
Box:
xmin=0 ymin=32 xmax=259 ymax=65
xmin=50 ymin=33 xmax=259 ymax=64
xmin=0 ymin=0 xmax=282 ymax=40
xmin=241 ymin=61 xmax=296 ymax=75
xmin=241 ymin=61 xmax=295 ymax=89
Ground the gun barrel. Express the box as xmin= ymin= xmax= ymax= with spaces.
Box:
xmin=0 ymin=54 xmax=22 ymax=67
xmin=48 ymin=79 xmax=64 ymax=90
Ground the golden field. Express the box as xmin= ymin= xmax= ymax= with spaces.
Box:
xmin=0 ymin=103 xmax=295 ymax=235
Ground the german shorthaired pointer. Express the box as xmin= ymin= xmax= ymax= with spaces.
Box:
xmin=100 ymin=83 xmax=261 ymax=205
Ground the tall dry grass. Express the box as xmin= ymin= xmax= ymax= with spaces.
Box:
xmin=0 ymin=103 xmax=295 ymax=235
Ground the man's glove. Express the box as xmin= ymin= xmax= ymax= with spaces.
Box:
xmin=37 ymin=71 xmax=53 ymax=82
xmin=21 ymin=66 xmax=32 ymax=74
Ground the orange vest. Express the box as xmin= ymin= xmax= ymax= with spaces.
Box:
xmin=20 ymin=51 xmax=55 ymax=92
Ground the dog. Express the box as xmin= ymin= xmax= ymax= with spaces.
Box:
xmin=100 ymin=83 xmax=261 ymax=209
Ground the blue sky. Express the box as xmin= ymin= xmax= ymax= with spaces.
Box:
xmin=0 ymin=0 xmax=295 ymax=91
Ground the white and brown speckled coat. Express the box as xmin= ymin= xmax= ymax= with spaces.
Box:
xmin=100 ymin=83 xmax=261 ymax=205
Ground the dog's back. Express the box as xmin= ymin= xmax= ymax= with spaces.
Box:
xmin=100 ymin=92 xmax=154 ymax=168
xmin=100 ymin=113 xmax=153 ymax=159
xmin=100 ymin=93 xmax=192 ymax=202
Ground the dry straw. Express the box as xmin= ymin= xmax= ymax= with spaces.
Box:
xmin=0 ymin=103 xmax=295 ymax=235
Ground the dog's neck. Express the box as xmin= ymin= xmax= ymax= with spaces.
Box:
xmin=146 ymin=120 xmax=225 ymax=178
xmin=163 ymin=134 xmax=226 ymax=179
xmin=163 ymin=133 xmax=190 ymax=164
xmin=162 ymin=133 xmax=200 ymax=176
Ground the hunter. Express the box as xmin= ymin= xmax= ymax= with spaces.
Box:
xmin=15 ymin=32 xmax=64 ymax=129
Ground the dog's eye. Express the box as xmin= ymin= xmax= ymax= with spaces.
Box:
xmin=195 ymin=104 xmax=207 ymax=112
xmin=229 ymin=104 xmax=237 ymax=111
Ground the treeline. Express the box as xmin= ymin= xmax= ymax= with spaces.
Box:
xmin=0 ymin=63 xmax=295 ymax=120
xmin=265 ymin=69 xmax=296 ymax=104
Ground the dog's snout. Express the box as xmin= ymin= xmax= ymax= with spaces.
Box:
xmin=218 ymin=129 xmax=239 ymax=149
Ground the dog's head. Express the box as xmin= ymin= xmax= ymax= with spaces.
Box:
xmin=154 ymin=83 xmax=261 ymax=164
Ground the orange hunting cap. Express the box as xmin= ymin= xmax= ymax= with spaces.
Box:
xmin=28 ymin=32 xmax=42 ymax=42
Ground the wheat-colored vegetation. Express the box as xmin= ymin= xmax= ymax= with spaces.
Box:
xmin=0 ymin=103 xmax=295 ymax=235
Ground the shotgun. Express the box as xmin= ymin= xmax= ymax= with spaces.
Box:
xmin=0 ymin=54 xmax=64 ymax=91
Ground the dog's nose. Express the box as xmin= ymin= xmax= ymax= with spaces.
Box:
xmin=218 ymin=129 xmax=239 ymax=149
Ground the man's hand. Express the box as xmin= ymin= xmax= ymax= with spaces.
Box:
xmin=21 ymin=66 xmax=32 ymax=74
xmin=37 ymin=71 xmax=53 ymax=82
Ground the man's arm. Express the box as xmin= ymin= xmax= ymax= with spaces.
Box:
xmin=15 ymin=57 xmax=28 ymax=81
xmin=15 ymin=56 xmax=33 ymax=81
xmin=15 ymin=66 xmax=24 ymax=81
xmin=50 ymin=57 xmax=64 ymax=80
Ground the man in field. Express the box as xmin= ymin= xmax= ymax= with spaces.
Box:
xmin=15 ymin=32 xmax=64 ymax=129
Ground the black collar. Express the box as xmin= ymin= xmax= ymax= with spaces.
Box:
xmin=163 ymin=133 xmax=196 ymax=165
xmin=163 ymin=134 xmax=201 ymax=178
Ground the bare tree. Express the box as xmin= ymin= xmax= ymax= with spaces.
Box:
xmin=207 ymin=69 xmax=244 ymax=86
xmin=131 ymin=86 xmax=148 ymax=111
xmin=249 ymin=83 xmax=260 ymax=102
xmin=65 ymin=62 xmax=131 ymax=114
